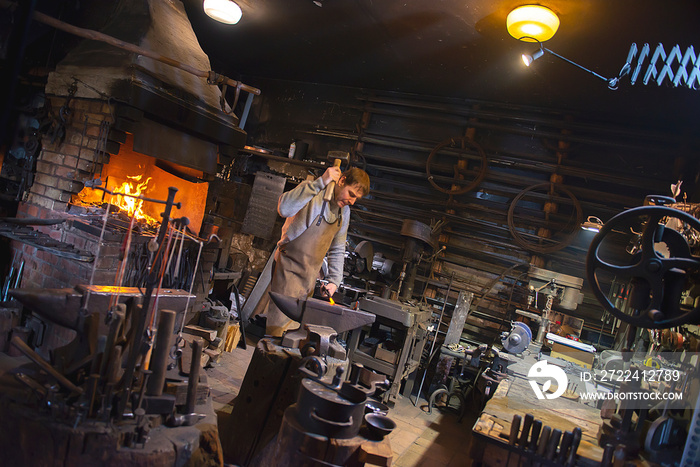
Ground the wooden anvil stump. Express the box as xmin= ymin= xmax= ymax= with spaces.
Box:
xmin=0 ymin=354 xmax=223 ymax=467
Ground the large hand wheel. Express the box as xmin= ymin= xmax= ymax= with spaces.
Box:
xmin=586 ymin=206 xmax=700 ymax=329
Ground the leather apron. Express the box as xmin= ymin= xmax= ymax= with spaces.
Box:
xmin=264 ymin=191 xmax=342 ymax=337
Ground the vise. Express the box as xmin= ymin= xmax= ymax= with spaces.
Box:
xmin=268 ymin=292 xmax=375 ymax=359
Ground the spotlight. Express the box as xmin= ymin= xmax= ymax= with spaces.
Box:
xmin=522 ymin=48 xmax=544 ymax=66
xmin=581 ymin=216 xmax=604 ymax=232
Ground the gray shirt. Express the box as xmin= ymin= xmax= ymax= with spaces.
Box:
xmin=277 ymin=176 xmax=350 ymax=286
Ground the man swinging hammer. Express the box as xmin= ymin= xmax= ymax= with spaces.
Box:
xmin=262 ymin=165 xmax=370 ymax=337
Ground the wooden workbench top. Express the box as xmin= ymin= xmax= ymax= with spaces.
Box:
xmin=472 ymin=351 xmax=605 ymax=466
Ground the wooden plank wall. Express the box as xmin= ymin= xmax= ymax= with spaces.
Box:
xmin=240 ymin=78 xmax=695 ymax=349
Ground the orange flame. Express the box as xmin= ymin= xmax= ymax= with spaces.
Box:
xmin=112 ymin=175 xmax=158 ymax=225
xmin=329 ymin=297 xmax=335 ymax=305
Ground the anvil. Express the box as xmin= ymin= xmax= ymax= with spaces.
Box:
xmin=10 ymin=285 xmax=195 ymax=332
xmin=269 ymin=292 xmax=375 ymax=334
xmin=268 ymin=292 xmax=375 ymax=357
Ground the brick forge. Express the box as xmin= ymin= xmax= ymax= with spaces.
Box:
xmin=9 ymin=95 xmax=224 ymax=353
xmin=7 ymin=96 xmax=114 ymax=351
xmin=13 ymin=96 xmax=116 ymax=290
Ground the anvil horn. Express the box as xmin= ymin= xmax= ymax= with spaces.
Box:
xmin=268 ymin=291 xmax=304 ymax=321
xmin=9 ymin=287 xmax=83 ymax=331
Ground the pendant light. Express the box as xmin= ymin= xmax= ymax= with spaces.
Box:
xmin=203 ymin=0 xmax=242 ymax=25
xmin=507 ymin=5 xmax=559 ymax=42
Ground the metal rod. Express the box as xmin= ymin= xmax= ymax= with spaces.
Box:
xmin=544 ymin=47 xmax=610 ymax=83
xmin=87 ymin=183 xmax=182 ymax=208
xmin=413 ymin=272 xmax=454 ymax=406
xmin=118 ymin=187 xmax=178 ymax=417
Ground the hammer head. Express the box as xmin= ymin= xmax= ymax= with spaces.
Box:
xmin=327 ymin=150 xmax=350 ymax=165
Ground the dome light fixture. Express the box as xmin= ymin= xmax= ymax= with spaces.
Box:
xmin=507 ymin=5 xmax=560 ymax=42
xmin=203 ymin=0 xmax=242 ymax=25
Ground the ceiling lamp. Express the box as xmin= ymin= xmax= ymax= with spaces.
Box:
xmin=203 ymin=0 xmax=242 ymax=25
xmin=507 ymin=5 xmax=560 ymax=42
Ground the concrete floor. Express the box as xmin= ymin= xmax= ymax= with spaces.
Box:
xmin=205 ymin=336 xmax=477 ymax=467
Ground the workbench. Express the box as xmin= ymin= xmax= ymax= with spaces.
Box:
xmin=346 ymin=296 xmax=430 ymax=404
xmin=471 ymin=350 xmax=605 ymax=466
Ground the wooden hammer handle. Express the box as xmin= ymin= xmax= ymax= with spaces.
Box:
xmin=11 ymin=335 xmax=83 ymax=395
xmin=323 ymin=159 xmax=343 ymax=202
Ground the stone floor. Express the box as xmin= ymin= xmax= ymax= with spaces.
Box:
xmin=205 ymin=335 xmax=477 ymax=467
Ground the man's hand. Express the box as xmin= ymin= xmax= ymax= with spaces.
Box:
xmin=321 ymin=166 xmax=341 ymax=186
xmin=321 ymin=282 xmax=338 ymax=298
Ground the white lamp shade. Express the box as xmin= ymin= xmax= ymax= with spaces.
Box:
xmin=204 ymin=0 xmax=242 ymax=25
xmin=507 ymin=5 xmax=559 ymax=42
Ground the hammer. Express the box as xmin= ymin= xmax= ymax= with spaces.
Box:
xmin=323 ymin=151 xmax=350 ymax=203
xmin=317 ymin=151 xmax=349 ymax=226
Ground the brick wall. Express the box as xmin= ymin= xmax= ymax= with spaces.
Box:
xmin=12 ymin=96 xmax=114 ymax=290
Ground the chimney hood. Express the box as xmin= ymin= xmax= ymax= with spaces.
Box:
xmin=45 ymin=0 xmax=247 ymax=175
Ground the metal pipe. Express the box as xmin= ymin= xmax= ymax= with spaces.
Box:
xmin=413 ymin=272 xmax=454 ymax=406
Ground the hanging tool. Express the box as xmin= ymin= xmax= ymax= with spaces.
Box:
xmin=558 ymin=431 xmax=574 ymax=464
xmin=534 ymin=425 xmax=551 ymax=467
xmin=529 ymin=420 xmax=543 ymax=452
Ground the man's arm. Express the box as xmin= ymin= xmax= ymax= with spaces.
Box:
xmin=277 ymin=166 xmax=341 ymax=218
xmin=277 ymin=178 xmax=325 ymax=218
xmin=325 ymin=206 xmax=351 ymax=289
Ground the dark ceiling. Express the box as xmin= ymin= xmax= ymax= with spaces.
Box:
xmin=180 ymin=0 xmax=700 ymax=129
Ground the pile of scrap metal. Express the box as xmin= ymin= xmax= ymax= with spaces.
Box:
xmin=0 ymin=188 xmax=225 ymax=465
